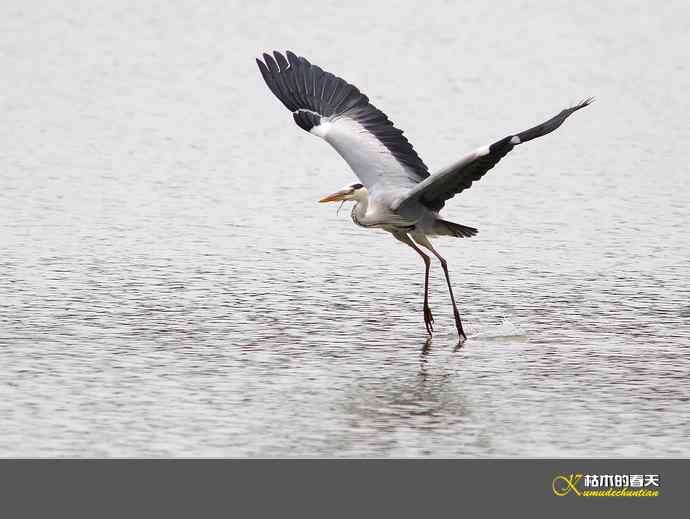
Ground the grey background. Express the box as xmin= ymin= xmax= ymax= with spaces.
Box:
xmin=1 ymin=1 xmax=689 ymax=456
xmin=0 ymin=460 xmax=681 ymax=517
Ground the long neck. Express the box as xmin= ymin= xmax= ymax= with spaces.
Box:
xmin=350 ymin=191 xmax=369 ymax=227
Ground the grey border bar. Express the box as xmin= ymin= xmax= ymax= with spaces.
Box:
xmin=0 ymin=459 xmax=684 ymax=518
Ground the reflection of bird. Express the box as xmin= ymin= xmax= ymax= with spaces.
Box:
xmin=257 ymin=51 xmax=592 ymax=340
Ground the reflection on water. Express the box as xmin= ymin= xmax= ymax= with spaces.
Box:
xmin=1 ymin=1 xmax=689 ymax=456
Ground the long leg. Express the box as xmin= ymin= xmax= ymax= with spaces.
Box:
xmin=393 ymin=232 xmax=434 ymax=335
xmin=412 ymin=234 xmax=467 ymax=341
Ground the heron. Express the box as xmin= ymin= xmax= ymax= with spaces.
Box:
xmin=256 ymin=50 xmax=592 ymax=340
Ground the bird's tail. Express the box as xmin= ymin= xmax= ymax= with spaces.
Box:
xmin=434 ymin=219 xmax=478 ymax=238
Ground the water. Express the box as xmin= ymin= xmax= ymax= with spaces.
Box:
xmin=1 ymin=1 xmax=689 ymax=456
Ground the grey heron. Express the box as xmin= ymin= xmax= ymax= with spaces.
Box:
xmin=256 ymin=50 xmax=592 ymax=340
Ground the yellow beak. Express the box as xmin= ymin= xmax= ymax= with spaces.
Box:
xmin=318 ymin=189 xmax=351 ymax=203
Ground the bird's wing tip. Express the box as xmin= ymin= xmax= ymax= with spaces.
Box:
xmin=255 ymin=56 xmax=268 ymax=73
xmin=576 ymin=97 xmax=595 ymax=109
xmin=255 ymin=50 xmax=286 ymax=60
xmin=256 ymin=50 xmax=300 ymax=70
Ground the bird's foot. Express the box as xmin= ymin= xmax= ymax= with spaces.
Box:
xmin=453 ymin=309 xmax=467 ymax=342
xmin=423 ymin=305 xmax=434 ymax=335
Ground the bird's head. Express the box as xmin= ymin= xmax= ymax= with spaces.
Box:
xmin=318 ymin=183 xmax=367 ymax=204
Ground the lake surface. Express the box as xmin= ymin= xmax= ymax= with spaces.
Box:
xmin=1 ymin=1 xmax=689 ymax=456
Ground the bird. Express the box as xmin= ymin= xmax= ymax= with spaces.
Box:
xmin=256 ymin=50 xmax=592 ymax=341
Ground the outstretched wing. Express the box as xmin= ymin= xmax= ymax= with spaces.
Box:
xmin=256 ymin=51 xmax=429 ymax=195
xmin=396 ymin=98 xmax=594 ymax=212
